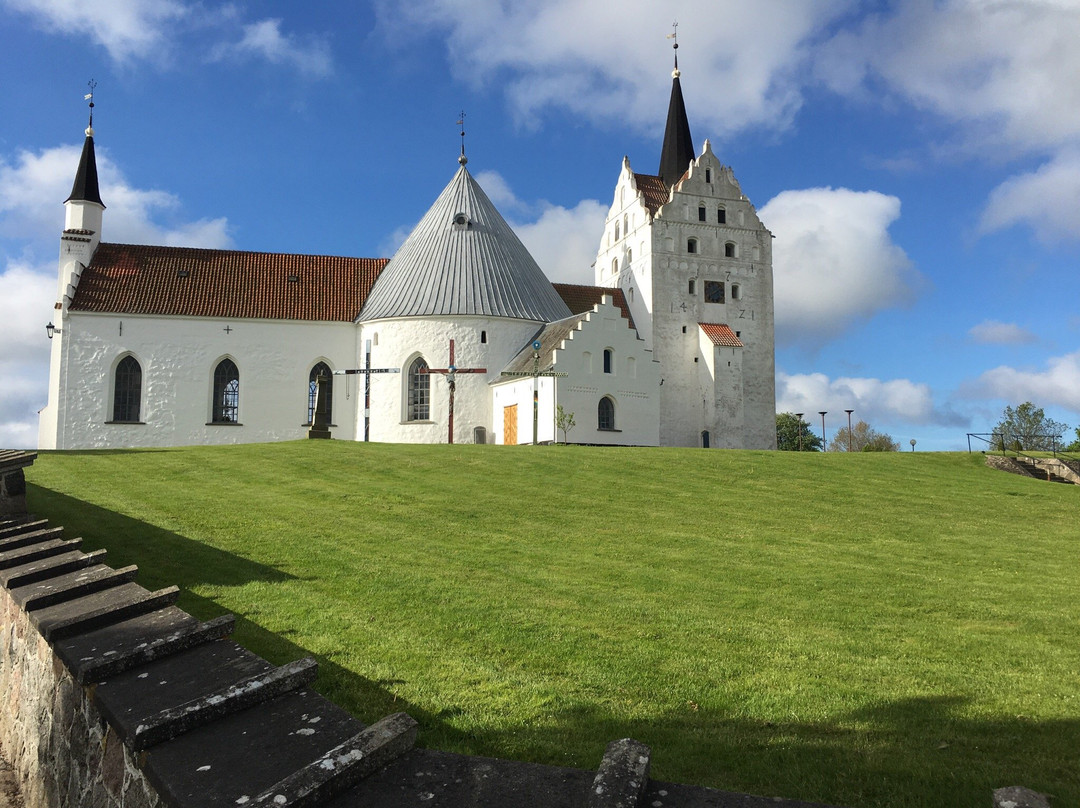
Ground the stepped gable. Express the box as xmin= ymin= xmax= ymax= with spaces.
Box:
xmin=0 ymin=451 xmax=846 ymax=808
xmin=553 ymin=283 xmax=636 ymax=330
xmin=70 ymin=243 xmax=388 ymax=321
xmin=359 ymin=166 xmax=572 ymax=323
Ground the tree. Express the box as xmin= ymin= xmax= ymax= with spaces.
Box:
xmin=556 ymin=405 xmax=576 ymax=444
xmin=1061 ymin=426 xmax=1080 ymax=453
xmin=828 ymin=420 xmax=900 ymax=452
xmin=776 ymin=412 xmax=822 ymax=451
xmin=992 ymin=402 xmax=1068 ymax=451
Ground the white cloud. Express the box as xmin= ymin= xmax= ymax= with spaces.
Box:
xmin=211 ymin=18 xmax=332 ymax=77
xmin=2 ymin=0 xmax=187 ymax=62
xmin=979 ymin=150 xmax=1080 ymax=243
xmin=512 ymin=200 xmax=607 ymax=285
xmin=759 ymin=187 xmax=919 ymax=346
xmin=0 ymin=144 xmax=232 ymax=251
xmin=377 ymin=0 xmax=848 ymax=137
xmin=815 ymin=1 xmax=1080 ymax=155
xmin=0 ymin=261 xmax=55 ymax=449
xmin=969 ymin=320 xmax=1037 ymax=346
xmin=777 ymin=371 xmax=968 ymax=428
xmin=962 ymin=351 xmax=1080 ymax=414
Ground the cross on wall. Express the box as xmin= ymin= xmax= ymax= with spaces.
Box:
xmin=333 ymin=339 xmax=400 ymax=442
xmin=419 ymin=338 xmax=487 ymax=444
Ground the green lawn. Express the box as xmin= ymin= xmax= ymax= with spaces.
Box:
xmin=24 ymin=443 xmax=1080 ymax=807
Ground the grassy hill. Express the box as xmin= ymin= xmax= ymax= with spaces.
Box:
xmin=25 ymin=443 xmax=1080 ymax=808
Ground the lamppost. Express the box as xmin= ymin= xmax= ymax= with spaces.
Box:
xmin=795 ymin=412 xmax=804 ymax=451
xmin=844 ymin=409 xmax=854 ymax=452
xmin=819 ymin=411 xmax=828 ymax=451
xmin=910 ymin=439 xmax=916 ymax=452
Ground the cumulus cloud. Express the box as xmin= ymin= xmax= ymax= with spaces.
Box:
xmin=377 ymin=0 xmax=847 ymax=137
xmin=2 ymin=0 xmax=187 ymax=62
xmin=0 ymin=261 xmax=55 ymax=448
xmin=0 ymin=144 xmax=232 ymax=250
xmin=759 ymin=187 xmax=920 ymax=346
xmin=969 ymin=320 xmax=1037 ymax=346
xmin=815 ymin=1 xmax=1080 ymax=155
xmin=512 ymin=200 xmax=607 ymax=284
xmin=961 ymin=351 xmax=1080 ymax=414
xmin=979 ymin=150 xmax=1080 ymax=243
xmin=777 ymin=371 xmax=968 ymax=428
xmin=211 ymin=18 xmax=332 ymax=77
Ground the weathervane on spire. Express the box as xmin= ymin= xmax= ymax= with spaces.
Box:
xmin=457 ymin=110 xmax=468 ymax=165
xmin=84 ymin=79 xmax=97 ymax=136
xmin=667 ymin=21 xmax=680 ymax=77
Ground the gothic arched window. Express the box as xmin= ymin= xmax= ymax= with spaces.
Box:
xmin=113 ymin=355 xmax=141 ymax=422
xmin=212 ymin=359 xmax=239 ymax=423
xmin=308 ymin=361 xmax=332 ymax=425
xmin=598 ymin=397 xmax=615 ymax=431
xmin=603 ymin=348 xmax=613 ymax=374
xmin=407 ymin=357 xmax=430 ymax=421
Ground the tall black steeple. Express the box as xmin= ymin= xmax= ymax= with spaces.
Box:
xmin=65 ymin=81 xmax=104 ymax=207
xmin=657 ymin=32 xmax=694 ymax=188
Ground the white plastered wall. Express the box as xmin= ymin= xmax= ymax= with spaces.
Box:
xmin=358 ymin=315 xmax=543 ymax=445
xmin=40 ymin=311 xmax=360 ymax=449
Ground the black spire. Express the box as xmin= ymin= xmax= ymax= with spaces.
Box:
xmin=657 ymin=31 xmax=694 ymax=188
xmin=65 ymin=81 xmax=104 ymax=207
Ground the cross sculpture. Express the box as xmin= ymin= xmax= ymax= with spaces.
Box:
xmin=333 ymin=339 xmax=400 ymax=442
xmin=500 ymin=339 xmax=568 ymax=445
xmin=419 ymin=339 xmax=487 ymax=444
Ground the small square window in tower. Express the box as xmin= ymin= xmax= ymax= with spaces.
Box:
xmin=724 ymin=242 xmax=736 ymax=258
xmin=705 ymin=281 xmax=725 ymax=304
xmin=718 ymin=208 xmax=726 ymax=224
xmin=687 ymin=239 xmax=698 ymax=254
xmin=698 ymin=205 xmax=706 ymax=222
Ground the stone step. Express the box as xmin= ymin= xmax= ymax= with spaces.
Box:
xmin=0 ymin=549 xmax=107 ymax=589
xmin=0 ymin=526 xmax=65 ymax=553
xmin=52 ymin=607 xmax=232 ymax=684
xmin=0 ymin=518 xmax=49 ymax=540
xmin=0 ymin=537 xmax=82 ymax=570
xmin=31 ymin=582 xmax=179 ymax=642
xmin=11 ymin=564 xmax=137 ymax=611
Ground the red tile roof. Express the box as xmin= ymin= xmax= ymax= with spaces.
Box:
xmin=70 ymin=243 xmax=388 ymax=321
xmin=699 ymin=322 xmax=744 ymax=347
xmin=552 ymin=283 xmax=636 ymax=331
xmin=632 ymin=173 xmax=671 ymax=215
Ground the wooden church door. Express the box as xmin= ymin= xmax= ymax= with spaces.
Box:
xmin=503 ymin=405 xmax=518 ymax=444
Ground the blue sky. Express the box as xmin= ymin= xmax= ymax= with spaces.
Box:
xmin=2 ymin=0 xmax=1079 ymax=450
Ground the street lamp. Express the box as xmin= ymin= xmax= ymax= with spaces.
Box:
xmin=910 ymin=439 xmax=916 ymax=452
xmin=45 ymin=322 xmax=60 ymax=339
xmin=844 ymin=409 xmax=854 ymax=452
xmin=795 ymin=412 xmax=804 ymax=451
xmin=819 ymin=411 xmax=828 ymax=451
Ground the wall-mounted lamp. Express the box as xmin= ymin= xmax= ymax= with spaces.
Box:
xmin=45 ymin=322 xmax=61 ymax=339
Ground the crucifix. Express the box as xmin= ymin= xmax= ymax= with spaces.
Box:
xmin=419 ymin=338 xmax=487 ymax=444
xmin=333 ymin=339 xmax=400 ymax=441
xmin=500 ymin=339 xmax=568 ymax=445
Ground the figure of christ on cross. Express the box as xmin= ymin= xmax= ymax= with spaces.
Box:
xmin=500 ymin=340 xmax=568 ymax=445
xmin=419 ymin=339 xmax=487 ymax=444
xmin=333 ymin=340 xmax=400 ymax=442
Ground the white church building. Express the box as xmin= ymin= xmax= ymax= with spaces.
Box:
xmin=38 ymin=56 xmax=776 ymax=451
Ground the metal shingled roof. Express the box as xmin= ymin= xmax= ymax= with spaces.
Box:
xmin=358 ymin=166 xmax=572 ymax=323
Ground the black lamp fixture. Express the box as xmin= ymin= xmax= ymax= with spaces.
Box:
xmin=45 ymin=322 xmax=60 ymax=339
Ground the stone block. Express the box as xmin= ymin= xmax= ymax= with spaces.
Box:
xmin=992 ymin=786 xmax=1051 ymax=808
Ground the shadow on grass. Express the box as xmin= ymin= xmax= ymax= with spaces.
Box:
xmin=24 ymin=483 xmax=1079 ymax=808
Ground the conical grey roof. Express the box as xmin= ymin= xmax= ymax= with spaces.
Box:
xmin=359 ymin=166 xmax=572 ymax=322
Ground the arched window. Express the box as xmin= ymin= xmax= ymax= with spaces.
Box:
xmin=725 ymin=241 xmax=736 ymax=258
xmin=731 ymin=283 xmax=741 ymax=300
xmin=308 ymin=361 xmax=332 ymax=425
xmin=113 ymin=355 xmax=141 ymax=422
xmin=212 ymin=359 xmax=239 ymax=423
xmin=603 ymin=348 xmax=613 ymax=374
xmin=687 ymin=238 xmax=698 ymax=254
xmin=481 ymin=330 xmax=487 ymax=344
xmin=623 ymin=214 xmax=628 ymax=234
xmin=698 ymin=205 xmax=707 ymax=222
xmin=583 ymin=351 xmax=592 ymax=373
xmin=717 ymin=207 xmax=726 ymax=224
xmin=611 ymin=257 xmax=619 ymax=275
xmin=614 ymin=221 xmax=621 ymax=241
xmin=627 ymin=248 xmax=632 ymax=263
xmin=598 ymin=397 xmax=615 ymax=430
xmin=407 ymin=357 xmax=430 ymax=421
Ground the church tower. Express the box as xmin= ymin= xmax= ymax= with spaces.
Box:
xmin=40 ymin=89 xmax=107 ymax=449
xmin=593 ymin=45 xmax=777 ymax=449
